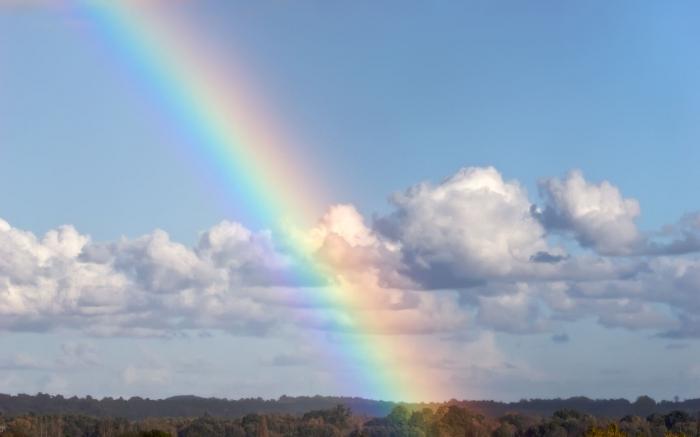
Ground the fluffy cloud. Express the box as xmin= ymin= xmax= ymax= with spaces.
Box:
xmin=535 ymin=170 xmax=642 ymax=255
xmin=196 ymin=221 xmax=300 ymax=286
xmin=0 ymin=219 xmax=278 ymax=335
xmin=535 ymin=172 xmax=700 ymax=257
xmin=0 ymin=209 xmax=465 ymax=336
xmin=376 ymin=167 xmax=552 ymax=288
xmin=1 ymin=166 xmax=699 ymax=339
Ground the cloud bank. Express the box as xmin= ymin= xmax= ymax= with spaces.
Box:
xmin=1 ymin=166 xmax=699 ymax=339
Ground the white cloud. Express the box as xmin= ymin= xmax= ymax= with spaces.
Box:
xmin=0 ymin=212 xmax=464 ymax=337
xmin=306 ymin=204 xmax=378 ymax=250
xmin=536 ymin=170 xmax=642 ymax=255
xmin=376 ymin=167 xmax=551 ymax=288
xmin=1 ymin=166 xmax=700 ymax=340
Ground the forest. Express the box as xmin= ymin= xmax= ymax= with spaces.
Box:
xmin=2 ymin=394 xmax=699 ymax=419
xmin=0 ymin=395 xmax=699 ymax=437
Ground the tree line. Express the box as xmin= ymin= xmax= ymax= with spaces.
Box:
xmin=0 ymin=394 xmax=698 ymax=420
xmin=1 ymin=402 xmax=699 ymax=437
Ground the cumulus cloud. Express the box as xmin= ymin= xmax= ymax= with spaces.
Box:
xmin=535 ymin=172 xmax=700 ymax=258
xmin=535 ymin=170 xmax=643 ymax=255
xmin=1 ymin=166 xmax=699 ymax=339
xmin=196 ymin=221 xmax=302 ymax=287
xmin=0 ymin=219 xmax=279 ymax=336
xmin=0 ymin=209 xmax=465 ymax=337
xmin=376 ymin=167 xmax=552 ymax=288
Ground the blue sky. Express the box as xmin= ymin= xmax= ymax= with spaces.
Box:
xmin=1 ymin=1 xmax=699 ymax=401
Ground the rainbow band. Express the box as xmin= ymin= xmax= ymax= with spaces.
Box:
xmin=79 ymin=1 xmax=430 ymax=402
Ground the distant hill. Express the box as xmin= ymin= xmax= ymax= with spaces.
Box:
xmin=0 ymin=393 xmax=698 ymax=419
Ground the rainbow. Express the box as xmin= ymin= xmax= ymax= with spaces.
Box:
xmin=76 ymin=1 xmax=440 ymax=402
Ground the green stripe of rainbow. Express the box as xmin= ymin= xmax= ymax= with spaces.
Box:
xmin=78 ymin=1 xmax=437 ymax=402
